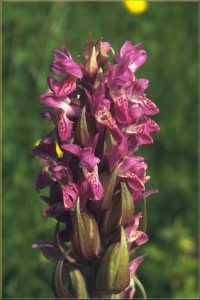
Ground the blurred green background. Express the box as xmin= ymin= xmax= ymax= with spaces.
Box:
xmin=2 ymin=1 xmax=198 ymax=298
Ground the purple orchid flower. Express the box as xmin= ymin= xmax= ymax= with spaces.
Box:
xmin=32 ymin=243 xmax=61 ymax=262
xmin=125 ymin=117 xmax=160 ymax=147
xmin=32 ymin=132 xmax=57 ymax=160
xmin=118 ymin=156 xmax=148 ymax=198
xmin=85 ymin=83 xmax=124 ymax=143
xmin=33 ymin=38 xmax=160 ymax=298
xmin=35 ymin=167 xmax=51 ymax=192
xmin=116 ymin=41 xmax=147 ymax=72
xmin=61 ymin=135 xmax=104 ymax=200
xmin=123 ymin=255 xmax=146 ymax=299
xmin=57 ymin=111 xmax=73 ymax=143
xmin=125 ymin=213 xmax=148 ymax=246
xmin=61 ymin=181 xmax=79 ymax=210
xmin=48 ymin=75 xmax=77 ymax=98
xmin=40 ymin=92 xmax=81 ymax=116
xmin=51 ymin=45 xmax=83 ymax=78
xmin=51 ymin=162 xmax=72 ymax=182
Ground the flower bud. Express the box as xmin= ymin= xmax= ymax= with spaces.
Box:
xmin=100 ymin=166 xmax=119 ymax=211
xmin=66 ymin=265 xmax=89 ymax=299
xmin=101 ymin=193 xmax=121 ymax=237
xmin=81 ymin=210 xmax=101 ymax=256
xmin=96 ymin=227 xmax=130 ymax=293
xmin=85 ymin=46 xmax=99 ymax=77
xmin=73 ymin=199 xmax=100 ymax=261
xmin=75 ymin=106 xmax=90 ymax=147
xmin=101 ymin=182 xmax=134 ymax=236
xmin=120 ymin=182 xmax=134 ymax=226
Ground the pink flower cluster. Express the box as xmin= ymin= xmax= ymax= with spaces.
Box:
xmin=33 ymin=36 xmax=159 ymax=298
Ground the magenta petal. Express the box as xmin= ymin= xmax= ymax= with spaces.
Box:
xmin=143 ymin=118 xmax=160 ymax=133
xmin=136 ymin=231 xmax=148 ymax=246
xmin=48 ymin=76 xmax=76 ymax=97
xmin=118 ymin=41 xmax=147 ymax=72
xmin=80 ymin=147 xmax=100 ymax=170
xmin=108 ymin=140 xmax=129 ymax=171
xmin=120 ymin=40 xmax=133 ymax=57
xmin=61 ymin=182 xmax=79 ymax=210
xmin=41 ymin=202 xmax=65 ymax=217
xmin=129 ymin=46 xmax=147 ymax=71
xmin=66 ymin=105 xmax=81 ymax=118
xmin=127 ymin=174 xmax=145 ymax=192
xmin=130 ymin=79 xmax=149 ymax=100
xmin=102 ymin=41 xmax=110 ymax=52
xmin=57 ymin=113 xmax=73 ymax=143
xmin=51 ymin=163 xmax=71 ymax=181
xmin=35 ymin=169 xmax=51 ymax=192
xmin=140 ymin=96 xmax=159 ymax=115
xmin=92 ymin=83 xmax=111 ymax=115
xmin=32 ymin=242 xmax=61 ymax=262
xmin=53 ymin=48 xmax=71 ymax=62
xmin=32 ymin=133 xmax=57 ymax=159
xmin=61 ymin=144 xmax=81 ymax=157
xmin=132 ymin=124 xmax=154 ymax=145
xmin=40 ymin=92 xmax=67 ymax=110
xmin=103 ymin=115 xmax=124 ymax=143
xmin=129 ymin=104 xmax=143 ymax=122
xmin=144 ymin=189 xmax=158 ymax=198
xmin=129 ymin=254 xmax=146 ymax=274
xmin=123 ymin=285 xmax=136 ymax=300
xmin=83 ymin=166 xmax=104 ymax=200
xmin=125 ymin=213 xmax=142 ymax=238
xmin=119 ymin=156 xmax=144 ymax=175
xmin=136 ymin=131 xmax=153 ymax=145
xmin=114 ymin=94 xmax=130 ymax=124
xmin=52 ymin=47 xmax=83 ymax=78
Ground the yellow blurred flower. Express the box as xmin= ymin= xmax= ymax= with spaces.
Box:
xmin=124 ymin=0 xmax=148 ymax=14
xmin=35 ymin=139 xmax=63 ymax=158
xmin=178 ymin=237 xmax=194 ymax=255
xmin=178 ymin=237 xmax=194 ymax=254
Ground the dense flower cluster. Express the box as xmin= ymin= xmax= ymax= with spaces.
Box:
xmin=33 ymin=35 xmax=159 ymax=299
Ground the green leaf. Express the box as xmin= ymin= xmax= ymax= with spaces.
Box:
xmin=121 ymin=182 xmax=134 ymax=226
xmin=75 ymin=106 xmax=90 ymax=147
xmin=133 ymin=275 xmax=147 ymax=299
xmin=100 ymin=166 xmax=119 ymax=211
xmin=52 ymin=257 xmax=73 ymax=299
xmin=73 ymin=199 xmax=95 ymax=261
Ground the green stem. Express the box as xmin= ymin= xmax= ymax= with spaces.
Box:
xmin=133 ymin=275 xmax=147 ymax=299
